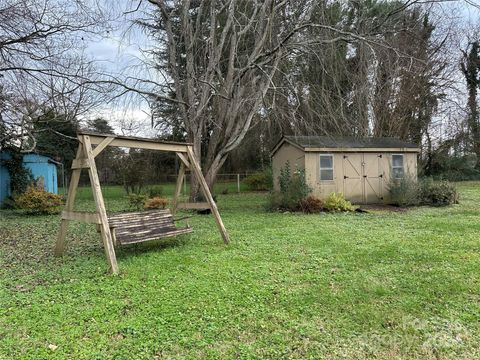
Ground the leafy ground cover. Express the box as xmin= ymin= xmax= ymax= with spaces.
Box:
xmin=1 ymin=183 xmax=479 ymax=359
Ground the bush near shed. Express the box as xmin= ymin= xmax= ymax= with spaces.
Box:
xmin=268 ymin=162 xmax=353 ymax=213
xmin=388 ymin=176 xmax=459 ymax=207
xmin=14 ymin=186 xmax=64 ymax=214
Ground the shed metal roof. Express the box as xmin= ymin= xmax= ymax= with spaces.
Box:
xmin=285 ymin=136 xmax=418 ymax=149
xmin=271 ymin=136 xmax=419 ymax=156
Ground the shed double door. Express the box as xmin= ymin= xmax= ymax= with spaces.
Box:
xmin=342 ymin=153 xmax=384 ymax=204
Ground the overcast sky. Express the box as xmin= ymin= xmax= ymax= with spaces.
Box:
xmin=81 ymin=0 xmax=480 ymax=136
xmin=82 ymin=0 xmax=155 ymax=136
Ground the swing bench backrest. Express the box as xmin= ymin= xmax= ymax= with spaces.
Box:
xmin=107 ymin=209 xmax=192 ymax=246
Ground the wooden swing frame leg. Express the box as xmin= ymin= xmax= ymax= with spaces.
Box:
xmin=83 ymin=135 xmax=118 ymax=274
xmin=172 ymin=162 xmax=186 ymax=215
xmin=54 ymin=135 xmax=119 ymax=274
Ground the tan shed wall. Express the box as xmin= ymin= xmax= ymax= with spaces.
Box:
xmin=272 ymin=142 xmax=418 ymax=204
xmin=272 ymin=142 xmax=417 ymax=204
xmin=305 ymin=151 xmax=417 ymax=204
xmin=272 ymin=143 xmax=305 ymax=191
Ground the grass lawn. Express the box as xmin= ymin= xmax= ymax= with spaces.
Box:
xmin=1 ymin=183 xmax=479 ymax=359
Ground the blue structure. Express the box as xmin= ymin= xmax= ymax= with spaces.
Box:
xmin=0 ymin=152 xmax=59 ymax=206
xmin=0 ymin=152 xmax=11 ymax=206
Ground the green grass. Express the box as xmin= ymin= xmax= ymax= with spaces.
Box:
xmin=60 ymin=181 xmax=251 ymax=201
xmin=1 ymin=183 xmax=479 ymax=359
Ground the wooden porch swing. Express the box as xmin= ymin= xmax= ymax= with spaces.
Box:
xmin=54 ymin=132 xmax=229 ymax=274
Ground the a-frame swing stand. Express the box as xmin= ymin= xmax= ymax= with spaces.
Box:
xmin=54 ymin=132 xmax=229 ymax=274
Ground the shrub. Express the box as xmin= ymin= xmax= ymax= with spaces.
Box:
xmin=267 ymin=162 xmax=311 ymax=211
xmin=243 ymin=169 xmax=273 ymax=191
xmin=144 ymin=197 xmax=168 ymax=209
xmin=387 ymin=175 xmax=421 ymax=207
xmin=146 ymin=185 xmax=164 ymax=198
xmin=265 ymin=191 xmax=285 ymax=212
xmin=324 ymin=192 xmax=354 ymax=212
xmin=388 ymin=176 xmax=458 ymax=207
xmin=299 ymin=196 xmax=324 ymax=213
xmin=127 ymin=194 xmax=147 ymax=210
xmin=14 ymin=186 xmax=64 ymax=214
xmin=420 ymin=178 xmax=459 ymax=206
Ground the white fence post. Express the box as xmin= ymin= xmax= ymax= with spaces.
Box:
xmin=237 ymin=173 xmax=241 ymax=193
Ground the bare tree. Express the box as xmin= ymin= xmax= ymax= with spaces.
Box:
xmin=107 ymin=0 xmax=478 ymax=188
xmin=0 ymin=0 xmax=112 ymax=150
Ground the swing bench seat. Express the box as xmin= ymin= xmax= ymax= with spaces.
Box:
xmin=106 ymin=209 xmax=193 ymax=246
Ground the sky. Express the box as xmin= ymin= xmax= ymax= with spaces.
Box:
xmin=81 ymin=0 xmax=480 ymax=137
xmin=83 ymin=0 xmax=155 ymax=136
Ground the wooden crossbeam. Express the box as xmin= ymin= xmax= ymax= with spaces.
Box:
xmin=71 ymin=158 xmax=90 ymax=169
xmin=176 ymin=202 xmax=210 ymax=210
xmin=92 ymin=136 xmax=115 ymax=157
xmin=61 ymin=211 xmax=101 ymax=224
xmin=176 ymin=152 xmax=191 ymax=168
xmin=86 ymin=134 xmax=189 ymax=153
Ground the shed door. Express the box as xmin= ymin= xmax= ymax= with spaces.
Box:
xmin=363 ymin=153 xmax=383 ymax=203
xmin=342 ymin=154 xmax=363 ymax=203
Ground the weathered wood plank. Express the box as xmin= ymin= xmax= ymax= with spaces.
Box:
xmin=115 ymin=224 xmax=176 ymax=236
xmin=108 ymin=213 xmax=172 ymax=223
xmin=108 ymin=215 xmax=172 ymax=226
xmin=117 ymin=228 xmax=193 ymax=245
xmin=172 ymin=163 xmax=186 ymax=215
xmin=61 ymin=211 xmax=101 ymax=224
xmin=110 ymin=219 xmax=175 ymax=231
xmin=108 ymin=209 xmax=170 ymax=218
xmin=71 ymin=158 xmax=90 ymax=169
xmin=92 ymin=136 xmax=115 ymax=158
xmin=85 ymin=135 xmax=189 ymax=153
xmin=176 ymin=152 xmax=191 ymax=168
xmin=83 ymin=135 xmax=119 ymax=274
xmin=187 ymin=146 xmax=230 ymax=244
xmin=176 ymin=202 xmax=210 ymax=210
xmin=108 ymin=212 xmax=171 ymax=220
xmin=78 ymin=131 xmax=192 ymax=146
xmin=111 ymin=228 xmax=117 ymax=246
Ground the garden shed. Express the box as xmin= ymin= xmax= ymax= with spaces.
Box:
xmin=0 ymin=152 xmax=59 ymax=206
xmin=271 ymin=136 xmax=419 ymax=204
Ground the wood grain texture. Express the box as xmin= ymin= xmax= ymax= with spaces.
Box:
xmin=176 ymin=152 xmax=191 ymax=168
xmin=176 ymin=202 xmax=210 ymax=210
xmin=107 ymin=209 xmax=192 ymax=245
xmin=172 ymin=163 xmax=186 ymax=215
xmin=61 ymin=211 xmax=101 ymax=224
xmin=83 ymin=135 xmax=119 ymax=274
xmin=92 ymin=136 xmax=115 ymax=158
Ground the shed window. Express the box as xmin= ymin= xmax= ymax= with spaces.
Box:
xmin=392 ymin=154 xmax=404 ymax=179
xmin=319 ymin=154 xmax=334 ymax=181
